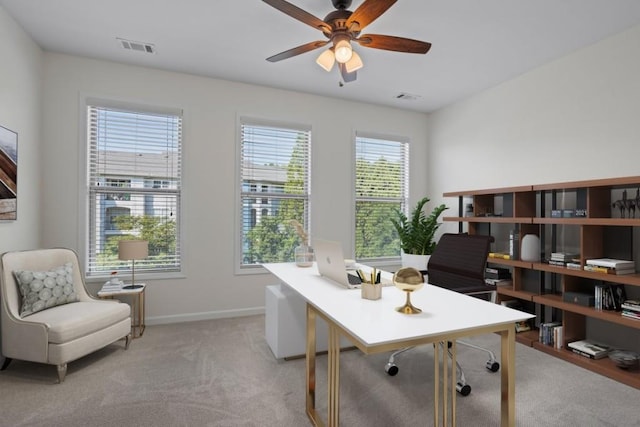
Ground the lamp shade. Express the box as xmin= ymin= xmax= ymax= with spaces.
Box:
xmin=344 ymin=51 xmax=363 ymax=73
xmin=118 ymin=240 xmax=149 ymax=261
xmin=316 ymin=49 xmax=336 ymax=72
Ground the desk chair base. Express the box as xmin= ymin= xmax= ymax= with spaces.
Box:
xmin=384 ymin=341 xmax=500 ymax=396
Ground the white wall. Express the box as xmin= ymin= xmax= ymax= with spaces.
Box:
xmin=0 ymin=7 xmax=42 ymax=253
xmin=428 ymin=24 xmax=640 ymax=225
xmin=40 ymin=53 xmax=429 ymax=323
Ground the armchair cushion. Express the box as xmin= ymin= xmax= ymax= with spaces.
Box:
xmin=14 ymin=263 xmax=79 ymax=317
xmin=25 ymin=300 xmax=131 ymax=343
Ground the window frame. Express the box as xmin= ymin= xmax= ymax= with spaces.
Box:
xmin=352 ymin=131 xmax=409 ymax=263
xmin=82 ymin=97 xmax=184 ymax=280
xmin=235 ymin=116 xmax=312 ymax=274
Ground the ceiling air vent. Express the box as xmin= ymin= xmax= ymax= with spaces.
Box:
xmin=117 ymin=38 xmax=156 ymax=54
xmin=395 ymin=92 xmax=421 ymax=101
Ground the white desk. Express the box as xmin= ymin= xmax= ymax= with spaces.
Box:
xmin=263 ymin=262 xmax=534 ymax=427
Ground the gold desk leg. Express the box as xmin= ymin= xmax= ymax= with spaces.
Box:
xmin=443 ymin=342 xmax=448 ymax=426
xmin=434 ymin=341 xmax=457 ymax=427
xmin=500 ymin=325 xmax=516 ymax=427
xmin=434 ymin=343 xmax=440 ymax=427
xmin=450 ymin=341 xmax=457 ymax=427
xmin=327 ymin=324 xmax=340 ymax=426
xmin=305 ymin=304 xmax=320 ymax=425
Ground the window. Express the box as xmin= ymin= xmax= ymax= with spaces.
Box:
xmin=239 ymin=119 xmax=311 ymax=268
xmin=354 ymin=133 xmax=409 ymax=260
xmin=87 ymin=103 xmax=182 ymax=277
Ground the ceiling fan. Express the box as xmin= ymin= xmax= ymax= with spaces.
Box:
xmin=263 ymin=0 xmax=431 ymax=83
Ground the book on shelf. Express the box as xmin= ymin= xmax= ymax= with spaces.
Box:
xmin=621 ymin=310 xmax=640 ymax=320
xmin=547 ymin=259 xmax=568 ymax=267
xmin=610 ymin=284 xmax=626 ymax=310
xmin=595 ymin=284 xmax=626 ymax=311
xmin=621 ymin=303 xmax=640 ymax=312
xmin=567 ymin=339 xmax=611 ymax=359
xmin=99 ymin=281 xmax=123 ymax=293
xmin=515 ymin=320 xmax=531 ymax=333
xmin=553 ymin=326 xmax=563 ymax=349
xmin=621 ymin=300 xmax=640 ymax=312
xmin=550 ymin=252 xmax=579 ymax=262
xmin=583 ymin=265 xmax=635 ymax=275
xmin=585 ymin=258 xmax=635 ymax=269
xmin=485 ymin=278 xmax=513 ymax=287
xmin=539 ymin=321 xmax=561 ymax=346
xmin=485 ymin=266 xmax=511 ymax=279
xmin=488 ymin=252 xmax=511 ymax=260
xmin=565 ymin=262 xmax=582 ymax=270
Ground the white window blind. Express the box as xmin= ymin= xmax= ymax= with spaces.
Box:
xmin=354 ymin=134 xmax=409 ymax=260
xmin=87 ymin=104 xmax=182 ymax=276
xmin=239 ymin=119 xmax=311 ymax=267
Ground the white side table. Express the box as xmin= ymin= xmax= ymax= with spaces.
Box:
xmin=98 ymin=284 xmax=146 ymax=338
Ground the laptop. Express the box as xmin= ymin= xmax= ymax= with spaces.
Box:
xmin=314 ymin=239 xmax=362 ymax=289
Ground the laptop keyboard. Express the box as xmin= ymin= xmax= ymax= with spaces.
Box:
xmin=347 ymin=273 xmax=362 ymax=285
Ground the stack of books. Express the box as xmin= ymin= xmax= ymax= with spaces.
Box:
xmin=567 ymin=339 xmax=611 ymax=359
xmin=484 ymin=277 xmax=513 ymax=287
xmin=621 ymin=299 xmax=640 ymax=320
xmin=485 ymin=266 xmax=512 ymax=287
xmin=99 ymin=280 xmax=123 ymax=293
xmin=584 ymin=258 xmax=635 ymax=275
xmin=539 ymin=321 xmax=562 ymax=348
xmin=594 ymin=284 xmax=626 ymax=310
xmin=548 ymin=252 xmax=579 ymax=267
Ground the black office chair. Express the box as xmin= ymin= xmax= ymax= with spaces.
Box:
xmin=384 ymin=233 xmax=500 ymax=396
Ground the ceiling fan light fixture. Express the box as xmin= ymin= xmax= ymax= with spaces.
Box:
xmin=334 ymin=38 xmax=353 ymax=63
xmin=316 ymin=49 xmax=336 ymax=72
xmin=344 ymin=51 xmax=363 ymax=73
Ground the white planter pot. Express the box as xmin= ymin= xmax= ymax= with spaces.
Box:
xmin=401 ymin=252 xmax=431 ymax=271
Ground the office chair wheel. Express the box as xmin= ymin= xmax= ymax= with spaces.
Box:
xmin=486 ymin=361 xmax=500 ymax=372
xmin=385 ymin=362 xmax=399 ymax=376
xmin=456 ymin=382 xmax=471 ymax=396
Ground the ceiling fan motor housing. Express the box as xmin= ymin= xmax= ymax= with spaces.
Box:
xmin=323 ymin=9 xmax=360 ymax=40
xmin=331 ymin=0 xmax=352 ymax=10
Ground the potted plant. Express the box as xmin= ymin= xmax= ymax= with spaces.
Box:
xmin=391 ymin=196 xmax=448 ymax=270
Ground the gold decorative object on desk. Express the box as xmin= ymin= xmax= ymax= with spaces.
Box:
xmin=393 ymin=267 xmax=425 ymax=314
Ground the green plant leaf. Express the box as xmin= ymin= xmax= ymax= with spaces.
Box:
xmin=391 ymin=196 xmax=448 ymax=255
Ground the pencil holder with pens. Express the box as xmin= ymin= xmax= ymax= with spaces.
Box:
xmin=361 ymin=283 xmax=382 ymax=300
xmin=360 ymin=268 xmax=382 ymax=300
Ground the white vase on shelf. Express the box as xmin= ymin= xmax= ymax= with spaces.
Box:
xmin=520 ymin=234 xmax=541 ymax=262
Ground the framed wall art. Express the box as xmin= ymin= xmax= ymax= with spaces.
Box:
xmin=0 ymin=125 xmax=18 ymax=220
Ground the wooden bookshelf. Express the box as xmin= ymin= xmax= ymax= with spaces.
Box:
xmin=445 ymin=175 xmax=640 ymax=390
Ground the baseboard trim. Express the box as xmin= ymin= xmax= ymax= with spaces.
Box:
xmin=147 ymin=306 xmax=265 ymax=326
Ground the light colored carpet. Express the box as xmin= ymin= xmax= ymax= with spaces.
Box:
xmin=0 ymin=315 xmax=639 ymax=426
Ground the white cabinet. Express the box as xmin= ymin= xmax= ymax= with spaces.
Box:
xmin=265 ymin=284 xmax=350 ymax=359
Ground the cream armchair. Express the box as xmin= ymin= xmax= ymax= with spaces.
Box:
xmin=0 ymin=248 xmax=132 ymax=382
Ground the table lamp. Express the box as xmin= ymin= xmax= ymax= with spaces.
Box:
xmin=118 ymin=240 xmax=148 ymax=290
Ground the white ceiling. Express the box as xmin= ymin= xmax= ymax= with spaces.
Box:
xmin=3 ymin=0 xmax=640 ymax=113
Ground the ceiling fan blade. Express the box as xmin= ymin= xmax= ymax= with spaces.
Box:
xmin=339 ymin=63 xmax=357 ymax=83
xmin=356 ymin=34 xmax=431 ymax=54
xmin=267 ymin=40 xmax=329 ymax=62
xmin=263 ymin=0 xmax=332 ymax=34
xmin=346 ymin=0 xmax=397 ymax=32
